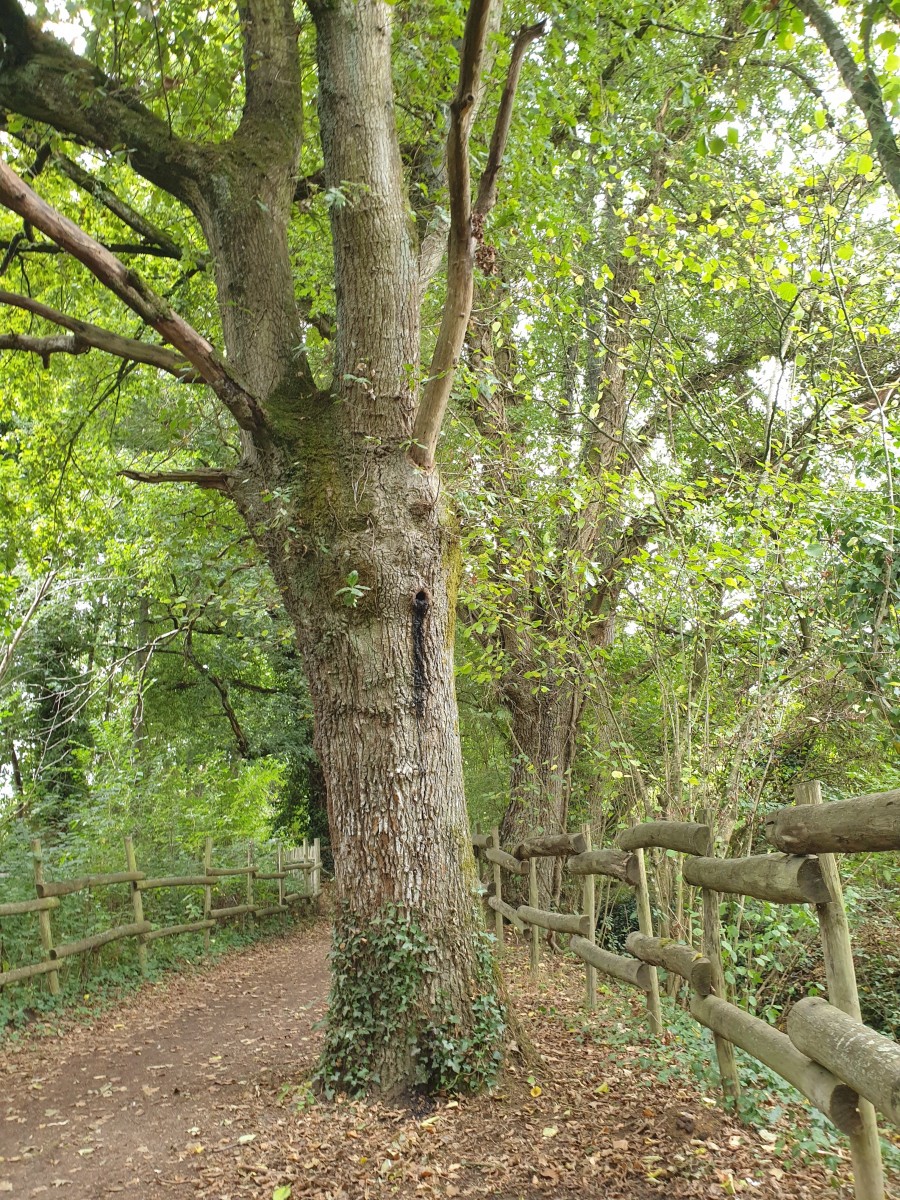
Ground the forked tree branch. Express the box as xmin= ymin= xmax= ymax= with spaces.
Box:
xmin=410 ymin=11 xmax=544 ymax=470
xmin=0 ymin=288 xmax=200 ymax=378
xmin=0 ymin=159 xmax=265 ymax=430
xmin=408 ymin=0 xmax=493 ymax=469
xmin=474 ymin=21 xmax=546 ymax=218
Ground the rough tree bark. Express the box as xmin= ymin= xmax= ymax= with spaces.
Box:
xmin=0 ymin=0 xmax=540 ymax=1095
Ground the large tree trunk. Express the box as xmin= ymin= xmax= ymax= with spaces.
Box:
xmin=281 ymin=448 xmax=497 ymax=1095
xmin=187 ymin=0 xmax=500 ymax=1098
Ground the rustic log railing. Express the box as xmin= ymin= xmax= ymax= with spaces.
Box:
xmin=474 ymin=780 xmax=900 ymax=1200
xmin=0 ymin=835 xmax=322 ymax=995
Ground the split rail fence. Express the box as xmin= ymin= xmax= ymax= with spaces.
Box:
xmin=0 ymin=835 xmax=322 ymax=995
xmin=473 ymin=782 xmax=900 ymax=1200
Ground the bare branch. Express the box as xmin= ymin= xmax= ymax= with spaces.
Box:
xmin=0 ymin=332 xmax=88 ymax=361
xmin=120 ymin=468 xmax=231 ymax=492
xmin=0 ymin=569 xmax=56 ymax=689
xmin=474 ymin=21 xmax=547 ymax=219
xmin=52 ymin=152 xmax=186 ymax=258
xmin=0 ymin=288 xmax=199 ymax=378
xmin=0 ymin=159 xmax=265 ymax=430
xmin=0 ymin=237 xmax=190 ymax=260
xmin=412 ymin=2 xmax=543 ymax=470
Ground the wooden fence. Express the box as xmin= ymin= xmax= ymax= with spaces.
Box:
xmin=474 ymin=782 xmax=900 ymax=1200
xmin=0 ymin=835 xmax=322 ymax=994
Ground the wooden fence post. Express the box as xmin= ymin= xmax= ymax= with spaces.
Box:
xmin=313 ymin=837 xmax=321 ymax=903
xmin=31 ymin=838 xmax=59 ymax=996
xmin=633 ymin=846 xmax=662 ymax=1035
xmin=473 ymin=822 xmax=487 ymax=929
xmin=277 ymin=842 xmax=285 ymax=908
xmin=203 ymin=836 xmax=213 ymax=953
xmin=794 ymin=781 xmax=884 ymax=1200
xmin=697 ymin=811 xmax=741 ymax=1112
xmin=491 ymin=826 xmax=504 ymax=949
xmin=246 ymin=842 xmax=255 ymax=927
xmin=528 ymin=855 xmax=539 ymax=974
xmin=582 ymin=821 xmax=596 ymax=1010
xmin=124 ymin=836 xmax=148 ymax=976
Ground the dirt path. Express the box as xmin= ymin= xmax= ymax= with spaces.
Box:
xmin=2 ymin=927 xmax=895 ymax=1199
xmin=0 ymin=923 xmax=329 ymax=1198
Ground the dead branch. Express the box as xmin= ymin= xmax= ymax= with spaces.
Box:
xmin=120 ymin=468 xmax=231 ymax=492
xmin=410 ymin=7 xmax=543 ymax=470
xmin=0 ymin=288 xmax=199 ymax=378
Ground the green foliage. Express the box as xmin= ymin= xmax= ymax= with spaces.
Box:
xmin=718 ymin=899 xmax=823 ymax=1024
xmin=316 ymin=904 xmax=434 ymax=1098
xmin=417 ymin=929 xmax=506 ymax=1095
xmin=317 ymin=906 xmax=505 ymax=1098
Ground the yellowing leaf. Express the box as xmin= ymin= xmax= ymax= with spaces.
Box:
xmin=530 ymin=1085 xmax=542 ymax=1097
xmin=542 ymin=1125 xmax=558 ymax=1138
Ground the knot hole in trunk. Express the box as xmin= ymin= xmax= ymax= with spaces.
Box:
xmin=412 ymin=588 xmax=431 ymax=718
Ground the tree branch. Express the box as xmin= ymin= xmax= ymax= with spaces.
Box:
xmin=474 ymin=21 xmax=547 ymax=219
xmin=0 ymin=332 xmax=89 ymax=361
xmin=0 ymin=569 xmax=56 ymax=689
xmin=0 ymin=159 xmax=265 ymax=430
xmin=235 ymin=0 xmax=303 ymax=156
xmin=744 ymin=56 xmax=837 ymax=129
xmin=0 ymin=0 xmax=203 ymax=205
xmin=120 ymin=468 xmax=231 ymax=492
xmin=791 ymin=0 xmax=900 ymax=203
xmin=0 ymin=237 xmax=190 ymax=260
xmin=183 ymin=626 xmax=251 ymax=757
xmin=410 ymin=5 xmax=541 ymax=470
xmin=51 ymin=151 xmax=186 ymax=258
xmin=0 ymin=288 xmax=199 ymax=378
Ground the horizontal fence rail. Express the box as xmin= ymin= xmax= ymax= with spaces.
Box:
xmin=472 ymin=780 xmax=900 ymax=1200
xmin=0 ymin=835 xmax=323 ymax=995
